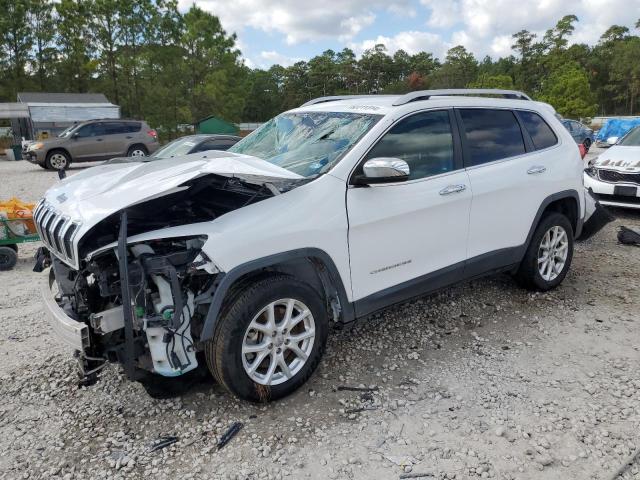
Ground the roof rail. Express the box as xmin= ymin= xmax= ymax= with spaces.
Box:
xmin=392 ymin=89 xmax=531 ymax=106
xmin=300 ymin=95 xmax=392 ymax=107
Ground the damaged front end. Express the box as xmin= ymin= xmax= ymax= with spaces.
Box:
xmin=44 ymin=232 xmax=215 ymax=383
xmin=36 ymin=168 xmax=302 ymax=385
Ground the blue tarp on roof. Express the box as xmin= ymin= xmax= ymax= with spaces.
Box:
xmin=596 ymin=118 xmax=640 ymax=142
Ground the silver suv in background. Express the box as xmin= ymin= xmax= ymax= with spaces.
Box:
xmin=25 ymin=119 xmax=159 ymax=170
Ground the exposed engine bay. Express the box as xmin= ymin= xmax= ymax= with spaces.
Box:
xmin=41 ymin=172 xmax=305 ymax=383
xmin=49 ymin=236 xmax=214 ymax=381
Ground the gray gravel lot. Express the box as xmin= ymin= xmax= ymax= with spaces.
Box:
xmin=0 ymin=151 xmax=639 ymax=480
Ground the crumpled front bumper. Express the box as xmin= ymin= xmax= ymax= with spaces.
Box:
xmin=41 ymin=268 xmax=89 ymax=351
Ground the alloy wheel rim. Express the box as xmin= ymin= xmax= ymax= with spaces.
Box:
xmin=50 ymin=153 xmax=67 ymax=169
xmin=241 ymin=298 xmax=315 ymax=386
xmin=131 ymin=149 xmax=146 ymax=157
xmin=538 ymin=225 xmax=569 ymax=281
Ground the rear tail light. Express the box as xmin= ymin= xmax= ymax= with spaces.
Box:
xmin=578 ymin=143 xmax=587 ymax=159
xmin=147 ymin=130 xmax=158 ymax=140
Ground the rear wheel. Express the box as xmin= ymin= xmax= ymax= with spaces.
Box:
xmin=127 ymin=145 xmax=147 ymax=157
xmin=205 ymin=275 xmax=328 ymax=402
xmin=515 ymin=212 xmax=574 ymax=291
xmin=45 ymin=150 xmax=71 ymax=170
xmin=0 ymin=246 xmax=18 ymax=271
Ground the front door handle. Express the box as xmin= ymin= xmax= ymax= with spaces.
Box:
xmin=439 ymin=184 xmax=467 ymax=195
xmin=527 ymin=165 xmax=546 ymax=174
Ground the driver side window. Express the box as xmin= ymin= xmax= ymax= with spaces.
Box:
xmin=364 ymin=110 xmax=455 ymax=180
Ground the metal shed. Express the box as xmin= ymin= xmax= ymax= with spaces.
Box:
xmin=17 ymin=92 xmax=120 ymax=139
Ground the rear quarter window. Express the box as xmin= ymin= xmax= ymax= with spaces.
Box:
xmin=517 ymin=111 xmax=558 ymax=150
xmin=127 ymin=123 xmax=142 ymax=133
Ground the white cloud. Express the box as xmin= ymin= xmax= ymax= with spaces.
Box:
xmin=181 ymin=0 xmax=413 ymax=44
xmin=419 ymin=0 xmax=640 ymax=58
xmin=184 ymin=0 xmax=640 ymax=66
xmin=338 ymin=13 xmax=376 ymax=42
xmin=350 ymin=31 xmax=449 ymax=58
xmin=257 ymin=51 xmax=302 ymax=68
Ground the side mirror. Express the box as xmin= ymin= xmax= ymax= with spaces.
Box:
xmin=353 ymin=158 xmax=410 ymax=185
xmin=606 ymin=136 xmax=618 ymax=145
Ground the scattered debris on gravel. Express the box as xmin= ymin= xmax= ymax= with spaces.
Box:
xmin=1 ymin=154 xmax=639 ymax=480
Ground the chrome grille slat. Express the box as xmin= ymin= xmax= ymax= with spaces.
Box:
xmin=59 ymin=220 xmax=73 ymax=257
xmin=40 ymin=209 xmax=56 ymax=245
xmin=34 ymin=202 xmax=81 ymax=268
xmin=51 ymin=217 xmax=67 ymax=252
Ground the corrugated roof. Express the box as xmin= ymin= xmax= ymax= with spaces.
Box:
xmin=17 ymin=92 xmax=113 ymax=105
xmin=0 ymin=103 xmax=30 ymax=118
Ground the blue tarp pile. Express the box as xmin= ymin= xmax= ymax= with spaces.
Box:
xmin=596 ymin=118 xmax=640 ymax=142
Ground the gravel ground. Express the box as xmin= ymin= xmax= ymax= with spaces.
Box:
xmin=1 ymin=151 xmax=639 ymax=480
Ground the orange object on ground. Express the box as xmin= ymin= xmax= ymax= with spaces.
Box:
xmin=0 ymin=197 xmax=36 ymax=232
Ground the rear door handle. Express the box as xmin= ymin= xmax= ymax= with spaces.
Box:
xmin=126 ymin=136 xmax=133 ymax=139
xmin=439 ymin=184 xmax=467 ymax=195
xmin=527 ymin=165 xmax=546 ymax=174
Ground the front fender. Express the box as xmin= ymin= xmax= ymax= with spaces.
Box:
xmin=200 ymin=248 xmax=354 ymax=341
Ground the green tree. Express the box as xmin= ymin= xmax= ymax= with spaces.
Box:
xmin=543 ymin=14 xmax=579 ymax=51
xmin=468 ymin=74 xmax=514 ymax=89
xmin=181 ymin=5 xmax=246 ymax=122
xmin=539 ymin=63 xmax=596 ymax=118
xmin=92 ymin=0 xmax=124 ymax=105
xmin=56 ymin=0 xmax=95 ymax=92
xmin=431 ymin=46 xmax=478 ymax=88
xmin=0 ymin=0 xmax=32 ymax=96
xmin=29 ymin=0 xmax=56 ymax=91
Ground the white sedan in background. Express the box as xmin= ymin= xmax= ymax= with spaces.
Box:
xmin=585 ymin=126 xmax=640 ymax=209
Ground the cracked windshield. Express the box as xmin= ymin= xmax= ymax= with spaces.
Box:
xmin=229 ymin=112 xmax=380 ymax=177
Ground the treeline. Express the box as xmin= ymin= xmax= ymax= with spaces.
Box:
xmin=1 ymin=4 xmax=639 ymax=134
xmin=245 ymin=15 xmax=640 ymax=122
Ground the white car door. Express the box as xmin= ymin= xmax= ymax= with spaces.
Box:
xmin=347 ymin=109 xmax=472 ymax=313
xmin=459 ymin=108 xmax=561 ymax=271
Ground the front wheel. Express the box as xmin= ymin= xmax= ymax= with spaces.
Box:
xmin=45 ymin=150 xmax=71 ymax=170
xmin=205 ymin=275 xmax=328 ymax=402
xmin=515 ymin=212 xmax=574 ymax=291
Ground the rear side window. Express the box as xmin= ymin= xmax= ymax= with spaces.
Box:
xmin=458 ymin=109 xmax=525 ymax=166
xmin=518 ymin=111 xmax=558 ymax=150
xmin=126 ymin=122 xmax=141 ymax=133
xmin=103 ymin=122 xmax=126 ymax=135
xmin=364 ymin=110 xmax=455 ymax=180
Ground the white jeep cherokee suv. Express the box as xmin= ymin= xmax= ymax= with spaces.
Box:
xmin=36 ymin=89 xmax=603 ymax=401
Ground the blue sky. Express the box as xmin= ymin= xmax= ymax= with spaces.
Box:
xmin=179 ymin=0 xmax=640 ymax=68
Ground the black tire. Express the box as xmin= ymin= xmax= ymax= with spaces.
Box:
xmin=515 ymin=212 xmax=574 ymax=291
xmin=0 ymin=246 xmax=18 ymax=271
xmin=6 ymin=244 xmax=17 ymax=252
xmin=583 ymin=138 xmax=592 ymax=151
xmin=205 ymin=274 xmax=328 ymax=402
xmin=45 ymin=150 xmax=71 ymax=170
xmin=127 ymin=144 xmax=148 ymax=157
